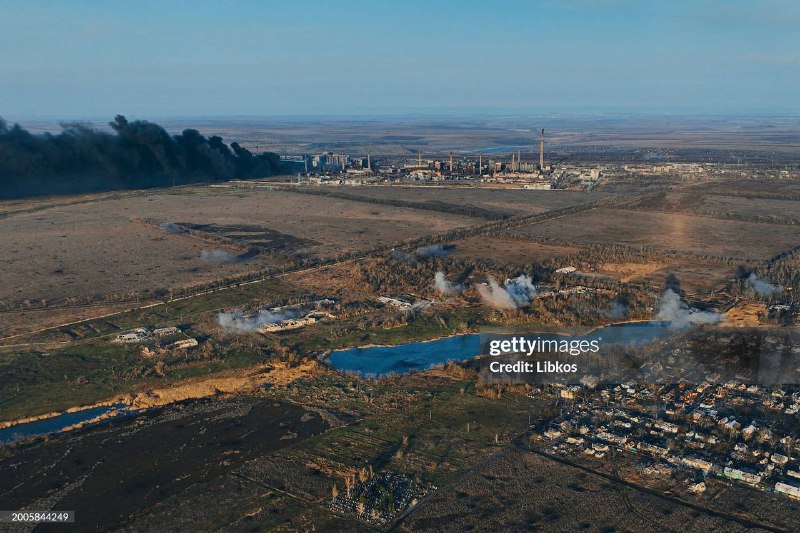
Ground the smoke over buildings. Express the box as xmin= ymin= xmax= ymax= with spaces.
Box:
xmin=478 ymin=275 xmax=537 ymax=309
xmin=656 ymin=289 xmax=722 ymax=329
xmin=747 ymin=273 xmax=780 ymax=296
xmin=217 ymin=309 xmax=300 ymax=333
xmin=0 ymin=115 xmax=284 ymax=199
xmin=434 ymin=271 xmax=463 ymax=295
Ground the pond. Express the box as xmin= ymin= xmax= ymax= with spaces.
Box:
xmin=326 ymin=321 xmax=675 ymax=377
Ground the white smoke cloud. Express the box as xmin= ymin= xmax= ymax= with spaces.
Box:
xmin=605 ymin=300 xmax=628 ymax=321
xmin=434 ymin=271 xmax=463 ymax=295
xmin=656 ymin=289 xmax=722 ymax=329
xmin=747 ymin=273 xmax=780 ymax=296
xmin=390 ymin=244 xmax=455 ymax=264
xmin=159 ymin=222 xmax=187 ymax=234
xmin=416 ymin=244 xmax=453 ymax=258
xmin=390 ymin=249 xmax=418 ymax=265
xmin=217 ymin=309 xmax=300 ymax=333
xmin=201 ymin=249 xmax=238 ymax=265
xmin=478 ymin=275 xmax=537 ymax=309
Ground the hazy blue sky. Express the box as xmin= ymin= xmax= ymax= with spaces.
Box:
xmin=1 ymin=0 xmax=798 ymax=118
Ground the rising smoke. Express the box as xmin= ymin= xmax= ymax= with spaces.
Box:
xmin=656 ymin=289 xmax=722 ymax=329
xmin=201 ymin=249 xmax=239 ymax=265
xmin=217 ymin=309 xmax=300 ymax=333
xmin=390 ymin=244 xmax=457 ymax=265
xmin=747 ymin=273 xmax=780 ymax=296
xmin=390 ymin=250 xmax=418 ymax=265
xmin=159 ymin=222 xmax=188 ymax=234
xmin=434 ymin=271 xmax=463 ymax=295
xmin=478 ymin=275 xmax=537 ymax=310
xmin=415 ymin=244 xmax=454 ymax=258
xmin=0 ymin=115 xmax=285 ymax=199
xmin=605 ymin=300 xmax=628 ymax=321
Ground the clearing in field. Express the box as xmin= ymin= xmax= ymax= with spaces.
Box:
xmin=629 ymin=262 xmax=737 ymax=295
xmin=449 ymin=236 xmax=580 ymax=266
xmin=504 ymin=208 xmax=800 ymax=261
xmin=595 ymin=262 xmax=667 ymax=282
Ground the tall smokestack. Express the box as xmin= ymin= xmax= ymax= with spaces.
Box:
xmin=450 ymin=152 xmax=454 ymax=172
xmin=367 ymin=153 xmax=371 ymax=171
xmin=539 ymin=128 xmax=545 ymax=170
xmin=517 ymin=149 xmax=521 ymax=171
xmin=478 ymin=152 xmax=482 ymax=175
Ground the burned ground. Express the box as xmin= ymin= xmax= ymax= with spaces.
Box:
xmin=0 ymin=396 xmax=332 ymax=531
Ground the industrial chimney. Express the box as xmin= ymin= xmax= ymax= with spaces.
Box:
xmin=539 ymin=129 xmax=545 ymax=171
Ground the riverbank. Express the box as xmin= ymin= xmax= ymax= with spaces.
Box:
xmin=0 ymin=359 xmax=324 ymax=445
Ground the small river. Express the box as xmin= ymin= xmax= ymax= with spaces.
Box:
xmin=326 ymin=321 xmax=676 ymax=377
xmin=0 ymin=403 xmax=131 ymax=444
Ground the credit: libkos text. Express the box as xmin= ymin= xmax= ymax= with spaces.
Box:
xmin=489 ymin=360 xmax=578 ymax=373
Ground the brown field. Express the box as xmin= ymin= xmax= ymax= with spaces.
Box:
xmin=284 ymin=260 xmax=378 ymax=301
xmin=592 ymin=261 xmax=735 ymax=295
xmin=450 ymin=235 xmax=580 ymax=265
xmin=0 ymin=302 xmax=145 ymax=339
xmin=595 ymin=261 xmax=668 ymax=282
xmin=1 ymin=209 xmax=261 ymax=306
xmin=630 ymin=262 xmax=737 ymax=295
xmin=505 ymin=208 xmax=800 ymax=260
xmin=692 ymin=179 xmax=800 ymax=197
xmin=632 ymin=192 xmax=800 ymax=222
xmin=328 ymin=186 xmax=604 ymax=216
xmin=1 ymin=187 xmax=478 ymax=306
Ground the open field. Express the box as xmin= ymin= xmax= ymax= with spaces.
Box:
xmin=1 ymin=207 xmax=267 ymax=306
xmin=631 ymin=191 xmax=800 ymax=223
xmin=597 ymin=261 xmax=737 ymax=295
xmin=1 ymin=186 xmax=478 ymax=307
xmin=323 ymin=186 xmax=606 ymax=217
xmin=450 ymin=235 xmax=580 ymax=265
xmin=691 ymin=179 xmax=800 ymax=198
xmin=504 ymin=208 xmax=800 ymax=261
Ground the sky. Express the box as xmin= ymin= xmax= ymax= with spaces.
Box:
xmin=1 ymin=0 xmax=799 ymax=119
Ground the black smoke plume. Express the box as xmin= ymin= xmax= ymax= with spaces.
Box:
xmin=0 ymin=115 xmax=286 ymax=198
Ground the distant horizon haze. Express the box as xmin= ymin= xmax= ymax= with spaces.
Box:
xmin=1 ymin=0 xmax=799 ymax=118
